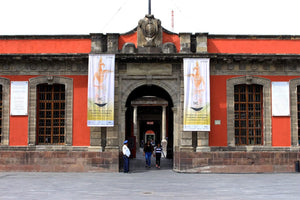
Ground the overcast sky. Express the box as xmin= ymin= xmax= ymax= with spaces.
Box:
xmin=1 ymin=0 xmax=300 ymax=35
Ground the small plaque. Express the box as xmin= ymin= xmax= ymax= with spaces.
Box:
xmin=214 ymin=120 xmax=221 ymax=125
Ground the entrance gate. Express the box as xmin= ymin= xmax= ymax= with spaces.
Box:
xmin=131 ymin=96 xmax=168 ymax=157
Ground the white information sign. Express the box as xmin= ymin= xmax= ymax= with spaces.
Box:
xmin=10 ymin=81 xmax=28 ymax=115
xmin=272 ymin=82 xmax=290 ymax=116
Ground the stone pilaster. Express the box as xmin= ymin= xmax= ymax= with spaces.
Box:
xmin=196 ymin=131 xmax=210 ymax=152
xmin=89 ymin=127 xmax=105 ymax=152
xmin=180 ymin=131 xmax=194 ymax=152
xmin=0 ymin=77 xmax=10 ymax=146
xmin=195 ymin=33 xmax=208 ymax=53
xmin=105 ymin=125 xmax=120 ymax=152
xmin=90 ymin=33 xmax=106 ymax=53
xmin=179 ymin=33 xmax=192 ymax=53
xmin=107 ymin=33 xmax=119 ymax=53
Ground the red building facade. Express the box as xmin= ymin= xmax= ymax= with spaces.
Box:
xmin=0 ymin=15 xmax=300 ymax=172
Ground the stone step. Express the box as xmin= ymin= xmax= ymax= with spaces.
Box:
xmin=128 ymin=150 xmax=173 ymax=172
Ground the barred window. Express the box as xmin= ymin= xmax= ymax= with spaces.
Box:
xmin=297 ymin=86 xmax=300 ymax=145
xmin=234 ymin=84 xmax=263 ymax=145
xmin=36 ymin=84 xmax=65 ymax=145
xmin=0 ymin=85 xmax=2 ymax=143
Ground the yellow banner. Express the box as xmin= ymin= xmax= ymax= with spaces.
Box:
xmin=87 ymin=54 xmax=115 ymax=127
xmin=183 ymin=58 xmax=210 ymax=131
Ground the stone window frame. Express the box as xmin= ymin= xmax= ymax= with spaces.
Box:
xmin=289 ymin=78 xmax=300 ymax=146
xmin=227 ymin=76 xmax=271 ymax=146
xmin=28 ymin=76 xmax=73 ymax=146
xmin=0 ymin=77 xmax=10 ymax=145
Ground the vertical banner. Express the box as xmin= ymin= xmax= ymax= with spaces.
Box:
xmin=183 ymin=58 xmax=210 ymax=131
xmin=88 ymin=54 xmax=115 ymax=127
xmin=272 ymin=82 xmax=290 ymax=116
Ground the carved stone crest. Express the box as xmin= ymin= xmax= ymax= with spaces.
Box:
xmin=137 ymin=15 xmax=162 ymax=49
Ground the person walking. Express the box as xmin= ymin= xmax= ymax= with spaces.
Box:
xmin=154 ymin=143 xmax=164 ymax=169
xmin=122 ymin=140 xmax=131 ymax=173
xmin=143 ymin=140 xmax=153 ymax=168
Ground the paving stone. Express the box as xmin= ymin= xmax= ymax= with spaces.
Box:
xmin=0 ymin=171 xmax=299 ymax=200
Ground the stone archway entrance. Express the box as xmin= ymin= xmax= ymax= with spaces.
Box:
xmin=124 ymin=85 xmax=174 ymax=171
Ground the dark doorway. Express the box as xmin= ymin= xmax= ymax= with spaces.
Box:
xmin=124 ymin=85 xmax=173 ymax=171
xmin=140 ymin=119 xmax=161 ymax=146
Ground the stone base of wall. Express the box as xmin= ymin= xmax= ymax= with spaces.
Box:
xmin=2 ymin=149 xmax=300 ymax=173
xmin=174 ymin=151 xmax=300 ymax=173
xmin=0 ymin=151 xmax=119 ymax=172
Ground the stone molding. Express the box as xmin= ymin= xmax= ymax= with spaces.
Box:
xmin=227 ymin=76 xmax=271 ymax=147
xmin=0 ymin=77 xmax=10 ymax=145
xmin=120 ymin=77 xmax=179 ymax=109
xmin=28 ymin=76 xmax=73 ymax=146
xmin=211 ymin=60 xmax=300 ymax=76
xmin=179 ymin=33 xmax=192 ymax=53
xmin=0 ymin=59 xmax=88 ymax=75
xmin=289 ymin=78 xmax=300 ymax=146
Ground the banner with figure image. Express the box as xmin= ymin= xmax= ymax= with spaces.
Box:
xmin=183 ymin=58 xmax=210 ymax=131
xmin=88 ymin=54 xmax=115 ymax=127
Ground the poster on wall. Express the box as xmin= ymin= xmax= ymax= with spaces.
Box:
xmin=87 ymin=54 xmax=115 ymax=127
xmin=272 ymin=82 xmax=290 ymax=116
xmin=10 ymin=81 xmax=28 ymax=116
xmin=183 ymin=58 xmax=210 ymax=131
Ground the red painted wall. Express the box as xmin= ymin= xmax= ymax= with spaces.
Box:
xmin=5 ymin=76 xmax=34 ymax=145
xmin=208 ymin=39 xmax=300 ymax=54
xmin=272 ymin=117 xmax=291 ymax=146
xmin=2 ymin=75 xmax=90 ymax=146
xmin=265 ymin=76 xmax=295 ymax=146
xmin=2 ymin=37 xmax=300 ymax=55
xmin=72 ymin=75 xmax=90 ymax=146
xmin=210 ymin=75 xmax=229 ymax=146
xmin=3 ymin=74 xmax=297 ymax=147
xmin=0 ymin=39 xmax=91 ymax=54
xmin=209 ymin=75 xmax=298 ymax=147
xmin=119 ymin=32 xmax=137 ymax=50
xmin=162 ymin=32 xmax=180 ymax=52
xmin=9 ymin=116 xmax=28 ymax=146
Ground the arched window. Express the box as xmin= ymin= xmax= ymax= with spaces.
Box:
xmin=227 ymin=76 xmax=271 ymax=146
xmin=29 ymin=76 xmax=73 ymax=146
